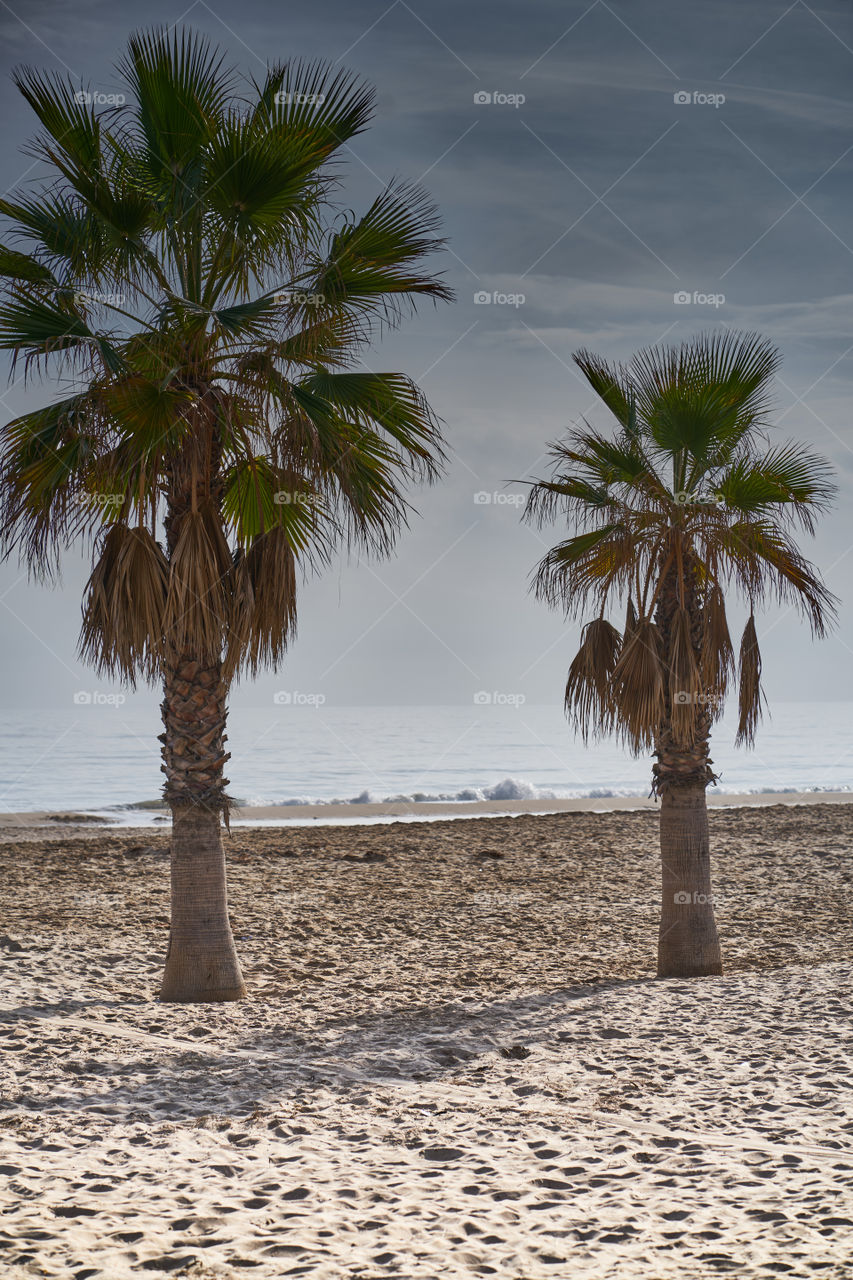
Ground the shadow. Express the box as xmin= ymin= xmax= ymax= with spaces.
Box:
xmin=2 ymin=969 xmax=722 ymax=1122
xmin=0 ymin=997 xmax=148 ymax=1021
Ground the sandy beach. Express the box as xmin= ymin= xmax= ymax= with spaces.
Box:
xmin=1 ymin=802 xmax=852 ymax=1277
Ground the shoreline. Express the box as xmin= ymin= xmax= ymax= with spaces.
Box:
xmin=1 ymin=788 xmax=852 ymax=830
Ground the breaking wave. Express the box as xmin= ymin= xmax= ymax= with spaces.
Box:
xmin=255 ymin=777 xmax=633 ymax=806
xmin=239 ymin=779 xmax=851 ymax=808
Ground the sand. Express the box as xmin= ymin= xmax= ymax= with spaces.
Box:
xmin=1 ymin=804 xmax=852 ymax=1277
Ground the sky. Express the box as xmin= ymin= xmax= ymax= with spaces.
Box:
xmin=1 ymin=0 xmax=853 ymax=717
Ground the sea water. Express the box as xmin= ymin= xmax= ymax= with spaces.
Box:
xmin=0 ymin=701 xmax=850 ymax=817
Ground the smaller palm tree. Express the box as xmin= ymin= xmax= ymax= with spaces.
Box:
xmin=525 ymin=331 xmax=836 ymax=977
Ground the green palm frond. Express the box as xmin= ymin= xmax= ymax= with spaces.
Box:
xmin=721 ymin=518 xmax=836 ymax=635
xmin=715 ymin=442 xmax=835 ymax=532
xmin=249 ymin=60 xmax=375 ymax=159
xmin=629 ymin=330 xmax=779 ymax=479
xmin=310 ymin=180 xmax=451 ymax=336
xmin=297 ymin=371 xmax=445 ymax=479
xmin=0 ymin=193 xmax=104 ymax=276
xmin=120 ymin=27 xmax=231 ymax=187
xmin=0 ymin=393 xmax=108 ymax=572
xmin=0 ymin=246 xmax=57 ymax=285
xmin=13 ymin=67 xmax=105 ymax=198
xmin=573 ymin=349 xmax=634 ymax=428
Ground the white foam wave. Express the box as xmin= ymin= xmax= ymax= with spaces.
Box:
xmin=116 ymin=779 xmax=852 ymax=816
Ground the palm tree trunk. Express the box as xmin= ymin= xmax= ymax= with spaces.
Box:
xmin=159 ymin=653 xmax=246 ymax=1002
xmin=653 ymin=556 xmax=723 ymax=979
xmin=656 ymin=780 xmax=722 ymax=977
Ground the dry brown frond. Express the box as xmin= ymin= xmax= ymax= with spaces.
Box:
xmin=700 ymin=582 xmax=734 ymax=701
xmin=564 ymin=618 xmax=622 ymax=741
xmin=163 ymin=504 xmax=233 ymax=661
xmin=226 ymin=525 xmax=298 ymax=678
xmin=80 ymin=524 xmax=168 ymax=682
xmin=611 ymin=617 xmax=664 ymax=752
xmin=736 ymin=613 xmax=764 ymax=746
xmin=222 ymin=547 xmax=255 ymax=681
xmin=668 ymin=605 xmax=701 ymax=745
xmin=624 ymin=596 xmax=638 ymax=640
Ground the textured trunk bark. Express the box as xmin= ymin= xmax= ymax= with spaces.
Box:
xmin=657 ymin=781 xmax=723 ymax=978
xmin=160 ymin=803 xmax=247 ymax=1002
xmin=652 ymin=552 xmax=723 ymax=979
xmin=159 ymin=655 xmax=246 ymax=1002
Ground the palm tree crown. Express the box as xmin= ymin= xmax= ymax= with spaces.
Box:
xmin=525 ymin=331 xmax=836 ymax=787
xmin=0 ymin=28 xmax=451 ymax=689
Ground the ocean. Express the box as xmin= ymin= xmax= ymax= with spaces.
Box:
xmin=0 ymin=700 xmax=850 ymax=819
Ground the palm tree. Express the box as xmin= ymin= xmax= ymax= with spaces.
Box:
xmin=525 ymin=332 xmax=836 ymax=978
xmin=0 ymin=29 xmax=451 ymax=1001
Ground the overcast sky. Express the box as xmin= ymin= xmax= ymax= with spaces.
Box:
xmin=1 ymin=0 xmax=853 ymax=714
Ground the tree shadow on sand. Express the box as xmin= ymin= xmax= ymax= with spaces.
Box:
xmin=1 ymin=969 xmax=750 ymax=1122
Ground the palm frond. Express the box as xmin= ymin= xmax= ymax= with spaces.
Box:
xmin=0 ymin=245 xmax=57 ymax=285
xmin=721 ymin=519 xmax=837 ymax=636
xmin=610 ymin=617 xmax=665 ymax=753
xmin=531 ymin=524 xmax=634 ymax=615
xmin=226 ymin=526 xmax=297 ymax=679
xmin=573 ymin=349 xmax=634 ymax=428
xmin=163 ymin=504 xmax=232 ymax=661
xmin=120 ymin=27 xmax=230 ymax=187
xmin=310 ymin=180 xmax=452 ymax=334
xmin=699 ymin=581 xmax=734 ymax=699
xmin=249 ymin=60 xmax=375 ymax=159
xmin=735 ymin=613 xmax=765 ymax=746
xmin=716 ymin=442 xmax=836 ymax=533
xmin=564 ymin=618 xmax=621 ymax=741
xmin=80 ymin=524 xmax=168 ymax=682
xmin=0 ymin=393 xmax=110 ymax=573
xmin=297 ymin=370 xmax=445 ymax=481
xmin=667 ymin=605 xmax=701 ymax=744
xmin=0 ymin=192 xmax=104 ymax=277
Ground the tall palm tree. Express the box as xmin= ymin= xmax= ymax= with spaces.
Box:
xmin=525 ymin=332 xmax=836 ymax=978
xmin=0 ymin=29 xmax=451 ymax=1001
